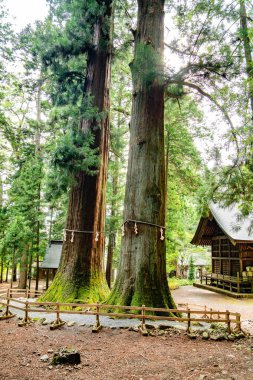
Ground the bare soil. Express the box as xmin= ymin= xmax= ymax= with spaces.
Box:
xmin=0 ymin=318 xmax=253 ymax=380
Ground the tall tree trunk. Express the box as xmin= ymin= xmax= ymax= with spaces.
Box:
xmin=10 ymin=248 xmax=16 ymax=288
xmin=105 ymin=156 xmax=119 ymax=288
xmin=106 ymin=88 xmax=122 ymax=288
xmin=5 ymin=262 xmax=9 ymax=283
xmin=109 ymin=0 xmax=176 ymax=309
xmin=48 ymin=207 xmax=54 ymax=243
xmin=240 ymin=0 xmax=253 ymax=122
xmin=0 ymin=253 xmax=4 ymax=283
xmin=0 ymin=175 xmax=3 ymax=283
xmin=35 ymin=216 xmax=40 ymax=291
xmin=0 ymin=175 xmax=3 ymax=207
xmin=106 ymin=231 xmax=116 ymax=289
xmin=12 ymin=264 xmax=17 ymax=282
xmin=41 ymin=1 xmax=113 ymax=303
xmin=18 ymin=246 xmax=28 ymax=289
xmin=28 ymin=246 xmax=33 ymax=291
xmin=35 ymin=76 xmax=42 ymax=291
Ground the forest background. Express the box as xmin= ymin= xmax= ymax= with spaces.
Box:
xmin=0 ymin=0 xmax=252 ymax=297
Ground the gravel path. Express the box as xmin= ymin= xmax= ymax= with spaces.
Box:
xmin=172 ymin=285 xmax=253 ymax=334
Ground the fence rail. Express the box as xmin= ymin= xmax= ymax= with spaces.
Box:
xmin=0 ymin=288 xmax=43 ymax=299
xmin=0 ymin=289 xmax=241 ymax=334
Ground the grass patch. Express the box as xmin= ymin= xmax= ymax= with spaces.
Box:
xmin=168 ymin=278 xmax=195 ymax=290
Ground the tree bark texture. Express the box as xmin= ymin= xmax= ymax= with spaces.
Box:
xmin=109 ymin=0 xmax=176 ymax=310
xmin=42 ymin=1 xmax=113 ymax=303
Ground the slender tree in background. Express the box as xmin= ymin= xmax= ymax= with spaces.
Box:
xmin=42 ymin=0 xmax=113 ymax=302
xmin=240 ymin=0 xmax=253 ymax=125
xmin=188 ymin=256 xmax=195 ymax=281
xmin=109 ymin=0 xmax=176 ymax=309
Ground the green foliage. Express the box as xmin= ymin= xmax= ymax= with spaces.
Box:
xmin=132 ymin=42 xmax=162 ymax=85
xmin=168 ymin=277 xmax=194 ymax=291
xmin=53 ymin=129 xmax=99 ymax=175
xmin=165 ymin=97 xmax=207 ymax=272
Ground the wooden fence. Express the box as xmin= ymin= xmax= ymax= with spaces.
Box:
xmin=0 ymin=289 xmax=241 ymax=334
xmin=0 ymin=288 xmax=43 ymax=299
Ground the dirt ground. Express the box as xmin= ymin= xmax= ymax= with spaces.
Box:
xmin=0 ymin=318 xmax=253 ymax=380
xmin=1 ymin=282 xmax=253 ymax=379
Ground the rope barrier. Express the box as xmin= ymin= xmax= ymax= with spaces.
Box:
xmin=63 ymin=219 xmax=166 ymax=242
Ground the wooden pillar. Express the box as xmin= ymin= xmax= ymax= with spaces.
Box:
xmin=239 ymin=251 xmax=243 ymax=276
xmin=46 ymin=269 xmax=49 ymax=290
xmin=237 ymin=272 xmax=240 ymax=293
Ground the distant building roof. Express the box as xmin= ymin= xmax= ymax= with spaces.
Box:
xmin=40 ymin=240 xmax=62 ymax=269
xmin=191 ymin=202 xmax=253 ymax=246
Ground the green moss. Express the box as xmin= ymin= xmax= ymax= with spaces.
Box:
xmin=39 ymin=271 xmax=109 ymax=304
xmin=106 ymin=284 xmax=179 ymax=317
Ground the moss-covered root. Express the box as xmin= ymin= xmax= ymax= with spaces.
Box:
xmin=39 ymin=272 xmax=109 ymax=304
xmin=107 ymin=283 xmax=178 ymax=316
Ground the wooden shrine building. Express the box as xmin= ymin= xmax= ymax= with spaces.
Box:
xmin=40 ymin=240 xmax=62 ymax=289
xmin=191 ymin=203 xmax=253 ymax=296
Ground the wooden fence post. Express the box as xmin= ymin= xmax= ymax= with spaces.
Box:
xmin=210 ymin=308 xmax=213 ymax=320
xmin=56 ymin=303 xmax=60 ymax=324
xmin=226 ymin=310 xmax=231 ymax=333
xmin=187 ymin=308 xmax=191 ymax=333
xmin=237 ymin=272 xmax=240 ymax=293
xmin=236 ymin=313 xmax=241 ymax=332
xmin=92 ymin=304 xmax=102 ymax=333
xmin=0 ymin=289 xmax=15 ymax=320
xmin=25 ymin=301 xmax=29 ymax=322
xmin=18 ymin=300 xmax=31 ymax=326
xmin=140 ymin=305 xmax=148 ymax=336
xmin=50 ymin=303 xmax=65 ymax=330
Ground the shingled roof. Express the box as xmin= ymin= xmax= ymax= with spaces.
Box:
xmin=40 ymin=240 xmax=62 ymax=269
xmin=191 ymin=202 xmax=253 ymax=246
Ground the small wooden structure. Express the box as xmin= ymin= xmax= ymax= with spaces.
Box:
xmin=191 ymin=203 xmax=253 ymax=295
xmin=40 ymin=240 xmax=62 ymax=289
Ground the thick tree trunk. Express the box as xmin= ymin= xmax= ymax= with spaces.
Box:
xmin=18 ymin=248 xmax=28 ymax=289
xmin=41 ymin=1 xmax=113 ymax=303
xmin=109 ymin=0 xmax=176 ymax=310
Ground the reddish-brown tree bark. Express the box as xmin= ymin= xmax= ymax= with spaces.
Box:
xmin=41 ymin=1 xmax=113 ymax=302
